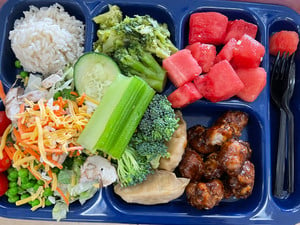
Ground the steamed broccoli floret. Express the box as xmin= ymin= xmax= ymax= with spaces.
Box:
xmin=93 ymin=5 xmax=123 ymax=29
xmin=117 ymin=147 xmax=153 ymax=187
xmin=138 ymin=94 xmax=179 ymax=142
xmin=128 ymin=94 xmax=178 ymax=169
xmin=113 ymin=43 xmax=166 ymax=92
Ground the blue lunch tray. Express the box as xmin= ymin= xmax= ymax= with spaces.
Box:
xmin=0 ymin=0 xmax=299 ymax=224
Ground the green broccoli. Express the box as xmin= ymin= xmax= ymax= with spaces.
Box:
xmin=93 ymin=5 xmax=123 ymax=29
xmin=113 ymin=43 xmax=167 ymax=92
xmin=117 ymin=147 xmax=153 ymax=187
xmin=128 ymin=94 xmax=178 ymax=169
xmin=138 ymin=94 xmax=179 ymax=142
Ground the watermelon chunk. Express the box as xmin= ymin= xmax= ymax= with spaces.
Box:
xmin=215 ymin=38 xmax=237 ymax=63
xmin=189 ymin=12 xmax=228 ymax=45
xmin=163 ymin=49 xmax=202 ymax=88
xmin=270 ymin=30 xmax=299 ymax=56
xmin=194 ymin=60 xmax=244 ymax=102
xmin=167 ymin=82 xmax=202 ymax=108
xmin=186 ymin=42 xmax=217 ymax=73
xmin=231 ymin=34 xmax=265 ymax=68
xmin=224 ymin=19 xmax=258 ymax=44
xmin=235 ymin=67 xmax=267 ymax=102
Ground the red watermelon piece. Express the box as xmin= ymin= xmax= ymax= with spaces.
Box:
xmin=215 ymin=38 xmax=237 ymax=63
xmin=186 ymin=42 xmax=217 ymax=73
xmin=189 ymin=12 xmax=228 ymax=45
xmin=270 ymin=30 xmax=299 ymax=56
xmin=167 ymin=82 xmax=202 ymax=108
xmin=235 ymin=67 xmax=267 ymax=102
xmin=194 ymin=60 xmax=244 ymax=102
xmin=231 ymin=34 xmax=265 ymax=68
xmin=224 ymin=19 xmax=258 ymax=44
xmin=163 ymin=49 xmax=202 ymax=88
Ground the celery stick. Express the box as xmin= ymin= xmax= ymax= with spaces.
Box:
xmin=77 ymin=75 xmax=132 ymax=152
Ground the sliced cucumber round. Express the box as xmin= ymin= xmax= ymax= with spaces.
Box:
xmin=74 ymin=52 xmax=121 ymax=102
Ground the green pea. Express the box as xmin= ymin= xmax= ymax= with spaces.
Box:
xmin=23 ymin=181 xmax=35 ymax=190
xmin=37 ymin=180 xmax=44 ymax=186
xmin=6 ymin=191 xmax=17 ymax=198
xmin=20 ymin=71 xmax=29 ymax=79
xmin=7 ymin=167 xmax=16 ymax=174
xmin=9 ymin=182 xmax=18 ymax=188
xmin=31 ymin=199 xmax=40 ymax=206
xmin=14 ymin=60 xmax=22 ymax=69
xmin=9 ymin=170 xmax=18 ymax=179
xmin=21 ymin=176 xmax=29 ymax=184
xmin=43 ymin=187 xmax=53 ymax=197
xmin=7 ymin=187 xmax=19 ymax=196
xmin=21 ymin=193 xmax=30 ymax=200
xmin=7 ymin=174 xmax=17 ymax=182
xmin=8 ymin=195 xmax=19 ymax=203
xmin=18 ymin=168 xmax=29 ymax=178
xmin=45 ymin=199 xmax=53 ymax=206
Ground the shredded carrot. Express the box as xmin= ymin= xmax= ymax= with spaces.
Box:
xmin=77 ymin=93 xmax=86 ymax=106
xmin=23 ymin=147 xmax=40 ymax=161
xmin=0 ymin=80 xmax=6 ymax=104
xmin=56 ymin=187 xmax=69 ymax=205
xmin=70 ymin=91 xmax=78 ymax=96
xmin=27 ymin=166 xmax=41 ymax=180
xmin=4 ymin=146 xmax=14 ymax=160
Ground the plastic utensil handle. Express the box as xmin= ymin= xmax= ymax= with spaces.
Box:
xmin=286 ymin=108 xmax=294 ymax=194
xmin=274 ymin=108 xmax=287 ymax=198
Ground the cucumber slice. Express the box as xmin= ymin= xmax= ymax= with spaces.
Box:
xmin=74 ymin=52 xmax=121 ymax=101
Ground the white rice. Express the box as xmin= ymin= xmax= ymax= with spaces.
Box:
xmin=9 ymin=3 xmax=85 ymax=75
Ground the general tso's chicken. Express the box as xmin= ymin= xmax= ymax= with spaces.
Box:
xmin=206 ymin=111 xmax=248 ymax=146
xmin=5 ymin=87 xmax=24 ymax=121
xmin=228 ymin=160 xmax=255 ymax=199
xmin=203 ymin=152 xmax=223 ymax=180
xmin=188 ymin=125 xmax=218 ymax=155
xmin=179 ymin=148 xmax=204 ymax=181
xmin=218 ymin=139 xmax=252 ymax=177
xmin=186 ymin=179 xmax=224 ymax=210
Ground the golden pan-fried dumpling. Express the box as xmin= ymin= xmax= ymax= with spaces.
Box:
xmin=159 ymin=110 xmax=187 ymax=172
xmin=114 ymin=170 xmax=190 ymax=205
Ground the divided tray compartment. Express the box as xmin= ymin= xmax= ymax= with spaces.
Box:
xmin=0 ymin=0 xmax=299 ymax=224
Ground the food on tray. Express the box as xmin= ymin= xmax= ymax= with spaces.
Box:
xmin=224 ymin=19 xmax=258 ymax=44
xmin=189 ymin=12 xmax=229 ymax=45
xmin=159 ymin=111 xmax=187 ymax=172
xmin=93 ymin=5 xmax=177 ymax=92
xmin=269 ymin=30 xmax=299 ymax=56
xmin=74 ymin=52 xmax=121 ymax=102
xmin=164 ymin=12 xmax=266 ymax=105
xmin=9 ymin=3 xmax=84 ymax=75
xmin=179 ymin=111 xmax=255 ymax=209
xmin=114 ymin=170 xmax=190 ymax=205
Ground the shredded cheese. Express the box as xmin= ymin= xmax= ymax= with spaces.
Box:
xmin=0 ymin=124 xmax=12 ymax=159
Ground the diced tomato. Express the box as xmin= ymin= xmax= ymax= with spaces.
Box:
xmin=167 ymin=82 xmax=202 ymax=108
xmin=163 ymin=49 xmax=202 ymax=88
xmin=189 ymin=12 xmax=228 ymax=45
xmin=0 ymin=173 xmax=8 ymax=196
xmin=231 ymin=34 xmax=265 ymax=68
xmin=269 ymin=30 xmax=299 ymax=56
xmin=224 ymin=19 xmax=258 ymax=44
xmin=236 ymin=67 xmax=267 ymax=102
xmin=186 ymin=42 xmax=216 ymax=73
xmin=0 ymin=111 xmax=11 ymax=136
xmin=194 ymin=60 xmax=244 ymax=102
xmin=215 ymin=38 xmax=237 ymax=63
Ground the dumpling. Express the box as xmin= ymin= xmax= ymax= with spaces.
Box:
xmin=159 ymin=111 xmax=187 ymax=172
xmin=114 ymin=170 xmax=190 ymax=205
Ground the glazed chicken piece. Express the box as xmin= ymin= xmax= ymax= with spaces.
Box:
xmin=203 ymin=152 xmax=223 ymax=180
xmin=206 ymin=111 xmax=248 ymax=146
xmin=186 ymin=179 xmax=224 ymax=210
xmin=179 ymin=148 xmax=204 ymax=181
xmin=218 ymin=139 xmax=252 ymax=176
xmin=228 ymin=160 xmax=255 ymax=199
xmin=188 ymin=125 xmax=218 ymax=155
